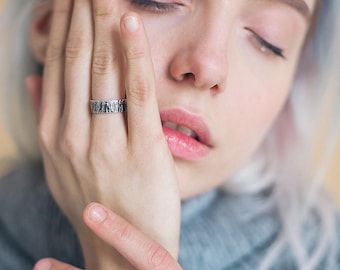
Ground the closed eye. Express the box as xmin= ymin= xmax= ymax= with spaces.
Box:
xmin=245 ymin=27 xmax=285 ymax=59
xmin=130 ymin=0 xmax=180 ymax=12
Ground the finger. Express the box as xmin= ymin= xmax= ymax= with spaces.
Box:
xmin=34 ymin=258 xmax=81 ymax=270
xmin=120 ymin=14 xmax=164 ymax=148
xmin=84 ymin=203 xmax=182 ymax=270
xmin=91 ymin=0 xmax=124 ymax=100
xmin=91 ymin=0 xmax=126 ymax=140
xmin=63 ymin=0 xmax=93 ymax=132
xmin=40 ymin=0 xmax=73 ymax=125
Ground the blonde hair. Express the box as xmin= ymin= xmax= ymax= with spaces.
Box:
xmin=1 ymin=1 xmax=339 ymax=269
xmin=225 ymin=1 xmax=340 ymax=268
xmin=0 ymin=0 xmax=40 ymax=160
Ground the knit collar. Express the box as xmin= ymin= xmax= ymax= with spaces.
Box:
xmin=179 ymin=189 xmax=281 ymax=269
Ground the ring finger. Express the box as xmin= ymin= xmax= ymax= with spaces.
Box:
xmin=63 ymin=0 xmax=93 ymax=142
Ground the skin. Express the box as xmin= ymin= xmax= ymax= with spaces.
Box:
xmin=34 ymin=203 xmax=182 ymax=270
xmin=27 ymin=0 xmax=316 ymax=269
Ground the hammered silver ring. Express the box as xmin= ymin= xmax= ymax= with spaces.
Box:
xmin=90 ymin=99 xmax=127 ymax=114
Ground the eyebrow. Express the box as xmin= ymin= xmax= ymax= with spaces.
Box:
xmin=263 ymin=0 xmax=311 ymax=21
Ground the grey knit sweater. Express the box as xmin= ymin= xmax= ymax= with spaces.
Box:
xmin=0 ymin=162 xmax=339 ymax=269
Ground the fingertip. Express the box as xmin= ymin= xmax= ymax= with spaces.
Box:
xmin=84 ymin=202 xmax=108 ymax=225
xmin=34 ymin=258 xmax=52 ymax=270
xmin=123 ymin=15 xmax=140 ymax=33
xmin=121 ymin=12 xmax=140 ymax=34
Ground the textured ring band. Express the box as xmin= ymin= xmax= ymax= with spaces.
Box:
xmin=90 ymin=99 xmax=127 ymax=114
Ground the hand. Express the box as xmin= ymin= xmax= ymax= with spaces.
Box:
xmin=27 ymin=0 xmax=180 ymax=268
xmin=33 ymin=203 xmax=182 ymax=270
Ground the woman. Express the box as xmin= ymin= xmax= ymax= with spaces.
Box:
xmin=0 ymin=0 xmax=339 ymax=269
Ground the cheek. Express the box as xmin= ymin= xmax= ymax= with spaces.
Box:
xmin=212 ymin=53 xmax=295 ymax=176
xmin=176 ymin=76 xmax=293 ymax=199
xmin=136 ymin=13 xmax=300 ymax=198
xmin=219 ymin=36 xmax=298 ymax=145
xmin=138 ymin=15 xmax=182 ymax=82
xmin=219 ymin=72 xmax=292 ymax=150
xmin=148 ymin=42 xmax=169 ymax=83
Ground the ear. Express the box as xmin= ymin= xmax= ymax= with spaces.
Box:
xmin=29 ymin=2 xmax=52 ymax=64
xmin=25 ymin=75 xmax=43 ymax=120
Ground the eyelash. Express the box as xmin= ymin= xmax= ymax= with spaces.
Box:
xmin=130 ymin=0 xmax=285 ymax=59
xmin=130 ymin=0 xmax=179 ymax=12
xmin=245 ymin=28 xmax=285 ymax=59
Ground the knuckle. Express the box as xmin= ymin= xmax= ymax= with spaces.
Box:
xmin=94 ymin=2 xmax=115 ymax=18
xmin=147 ymin=245 xmax=173 ymax=269
xmin=59 ymin=123 xmax=79 ymax=160
xmin=95 ymin=7 xmax=113 ymax=18
xmin=128 ymin=75 xmax=150 ymax=105
xmin=45 ymin=42 xmax=64 ymax=64
xmin=53 ymin=0 xmax=72 ymax=15
xmin=59 ymin=134 xmax=76 ymax=160
xmin=88 ymin=143 xmax=109 ymax=167
xmin=37 ymin=116 xmax=57 ymax=155
xmin=37 ymin=122 xmax=54 ymax=151
xmin=114 ymin=221 xmax=131 ymax=241
xmin=92 ymin=49 xmax=115 ymax=75
xmin=65 ymin=34 xmax=92 ymax=60
xmin=126 ymin=46 xmax=146 ymax=61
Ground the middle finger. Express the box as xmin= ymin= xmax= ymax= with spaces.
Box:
xmin=91 ymin=0 xmax=126 ymax=139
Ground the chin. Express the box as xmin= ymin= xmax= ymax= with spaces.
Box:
xmin=176 ymin=173 xmax=214 ymax=201
xmin=174 ymin=158 xmax=218 ymax=201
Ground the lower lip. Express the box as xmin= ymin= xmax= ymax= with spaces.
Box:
xmin=162 ymin=126 xmax=210 ymax=161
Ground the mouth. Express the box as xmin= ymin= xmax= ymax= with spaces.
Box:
xmin=161 ymin=121 xmax=200 ymax=142
xmin=160 ymin=109 xmax=212 ymax=160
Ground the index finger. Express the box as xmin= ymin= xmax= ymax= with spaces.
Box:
xmin=84 ymin=203 xmax=182 ymax=270
xmin=120 ymin=13 xmax=164 ymax=148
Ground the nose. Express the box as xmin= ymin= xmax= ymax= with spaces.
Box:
xmin=169 ymin=20 xmax=229 ymax=93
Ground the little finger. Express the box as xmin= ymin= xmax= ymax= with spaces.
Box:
xmin=40 ymin=0 xmax=73 ymax=127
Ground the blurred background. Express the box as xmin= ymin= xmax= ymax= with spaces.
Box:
xmin=0 ymin=0 xmax=339 ymax=203
xmin=0 ymin=120 xmax=17 ymax=175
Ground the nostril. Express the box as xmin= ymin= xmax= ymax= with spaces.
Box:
xmin=177 ymin=72 xmax=196 ymax=83
xmin=210 ymin=84 xmax=221 ymax=94
xmin=183 ymin=72 xmax=194 ymax=79
xmin=182 ymin=73 xmax=221 ymax=92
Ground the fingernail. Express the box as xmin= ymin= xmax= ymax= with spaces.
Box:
xmin=88 ymin=204 xmax=107 ymax=224
xmin=124 ymin=16 xmax=139 ymax=33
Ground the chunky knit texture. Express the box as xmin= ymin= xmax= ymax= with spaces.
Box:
xmin=0 ymin=162 xmax=338 ymax=269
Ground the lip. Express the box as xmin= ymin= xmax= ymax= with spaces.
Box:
xmin=160 ymin=108 xmax=213 ymax=160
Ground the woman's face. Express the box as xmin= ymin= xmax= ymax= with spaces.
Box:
xmin=34 ymin=0 xmax=316 ymax=199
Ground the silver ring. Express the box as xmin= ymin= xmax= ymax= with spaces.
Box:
xmin=90 ymin=99 xmax=127 ymax=114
